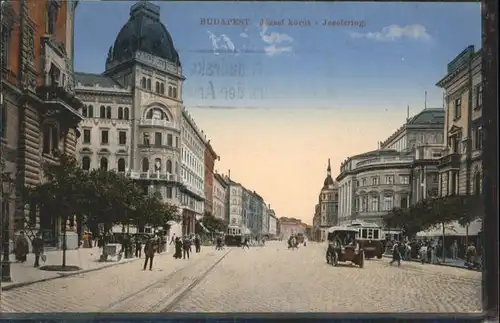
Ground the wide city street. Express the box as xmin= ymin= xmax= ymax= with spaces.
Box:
xmin=0 ymin=242 xmax=481 ymax=313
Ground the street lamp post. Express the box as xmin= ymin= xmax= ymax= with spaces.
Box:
xmin=1 ymin=203 xmax=12 ymax=282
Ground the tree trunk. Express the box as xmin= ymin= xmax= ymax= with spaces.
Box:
xmin=465 ymin=224 xmax=469 ymax=246
xmin=62 ymin=216 xmax=67 ymax=267
xmin=441 ymin=223 xmax=446 ymax=263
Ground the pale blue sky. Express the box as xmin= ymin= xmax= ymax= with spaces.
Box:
xmin=73 ymin=1 xmax=481 ymax=221
xmin=75 ymin=1 xmax=481 ymax=112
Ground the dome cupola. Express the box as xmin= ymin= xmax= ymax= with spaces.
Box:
xmin=323 ymin=158 xmax=334 ymax=188
xmin=107 ymin=1 xmax=181 ymax=67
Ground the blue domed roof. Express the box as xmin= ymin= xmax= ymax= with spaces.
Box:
xmin=111 ymin=1 xmax=180 ymax=65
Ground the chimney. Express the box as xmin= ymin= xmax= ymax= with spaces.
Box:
xmin=268 ymin=204 xmax=271 ymax=208
xmin=228 ymin=169 xmax=231 ymax=179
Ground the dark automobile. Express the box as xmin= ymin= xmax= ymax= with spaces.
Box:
xmin=325 ymin=226 xmax=364 ymax=268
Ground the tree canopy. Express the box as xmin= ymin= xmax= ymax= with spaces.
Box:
xmin=25 ymin=154 xmax=179 ymax=236
xmin=196 ymin=211 xmax=228 ymax=234
xmin=383 ymin=195 xmax=484 ymax=238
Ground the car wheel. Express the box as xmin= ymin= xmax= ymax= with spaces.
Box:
xmin=326 ymin=252 xmax=331 ymax=264
xmin=377 ymin=254 xmax=382 ymax=259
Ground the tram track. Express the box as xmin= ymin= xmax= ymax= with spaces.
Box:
xmin=160 ymin=249 xmax=231 ymax=312
xmin=101 ymin=250 xmax=230 ymax=312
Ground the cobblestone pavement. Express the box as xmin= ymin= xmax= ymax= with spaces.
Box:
xmin=0 ymin=248 xmax=228 ymax=313
xmin=166 ymin=241 xmax=482 ymax=313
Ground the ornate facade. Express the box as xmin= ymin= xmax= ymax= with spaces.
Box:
xmin=74 ymin=1 xmax=199 ymax=234
xmin=336 ymin=108 xmax=445 ymax=226
xmin=436 ymin=46 xmax=482 ymax=198
xmin=204 ymin=141 xmax=218 ymax=214
xmin=312 ymin=159 xmax=339 ymax=241
xmin=1 ymin=0 xmax=82 ymax=247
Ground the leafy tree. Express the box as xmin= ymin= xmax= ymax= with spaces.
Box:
xmin=26 ymin=154 xmax=90 ymax=267
xmin=199 ymin=211 xmax=228 ymax=234
xmin=141 ymin=192 xmax=179 ymax=230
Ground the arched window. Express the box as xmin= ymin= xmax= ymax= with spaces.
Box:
xmin=474 ymin=172 xmax=481 ymax=195
xmin=42 ymin=123 xmax=59 ymax=154
xmin=100 ymin=157 xmax=108 ymax=170
xmin=154 ymin=158 xmax=162 ymax=172
xmin=100 ymin=105 xmax=106 ymax=118
xmin=106 ymin=106 xmax=112 ymax=119
xmin=124 ymin=108 xmax=130 ymax=120
xmin=141 ymin=77 xmax=146 ymax=88
xmin=82 ymin=156 xmax=91 ymax=170
xmin=173 ymin=87 xmax=177 ymax=98
xmin=117 ymin=158 xmax=126 ymax=172
xmin=175 ymin=161 xmax=178 ymax=174
xmin=142 ymin=157 xmax=149 ymax=172
xmin=147 ymin=78 xmax=151 ymax=90
xmin=145 ymin=107 xmax=168 ymax=120
xmin=155 ymin=81 xmax=160 ymax=93
xmin=118 ymin=107 xmax=123 ymax=120
xmin=168 ymin=86 xmax=173 ymax=97
xmin=166 ymin=160 xmax=172 ymax=173
xmin=82 ymin=105 xmax=88 ymax=117
xmin=88 ymin=105 xmax=94 ymax=118
xmin=160 ymin=83 xmax=165 ymax=94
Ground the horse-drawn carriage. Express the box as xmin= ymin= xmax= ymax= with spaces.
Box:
xmin=325 ymin=226 xmax=364 ymax=268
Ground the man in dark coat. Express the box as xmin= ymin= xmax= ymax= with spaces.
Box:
xmin=194 ymin=235 xmax=201 ymax=253
xmin=32 ymin=232 xmax=44 ymax=268
xmin=143 ymin=238 xmax=155 ymax=271
xmin=182 ymin=236 xmax=191 ymax=259
xmin=15 ymin=231 xmax=29 ymax=263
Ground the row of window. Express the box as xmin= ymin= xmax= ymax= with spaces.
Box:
xmin=181 ymin=167 xmax=204 ymax=191
xmin=140 ymin=77 xmax=178 ymax=99
xmin=141 ymin=132 xmax=178 ymax=147
xmin=357 ymin=175 xmax=409 ymax=187
xmin=182 ymin=147 xmax=203 ymax=176
xmin=82 ymin=105 xmax=131 ymax=120
xmin=355 ymin=195 xmax=408 ymax=213
xmin=182 ymin=126 xmax=204 ymax=156
xmin=82 ymin=156 xmax=126 ymax=172
xmin=322 ymin=192 xmax=339 ymax=201
xmin=453 ymin=84 xmax=483 ymax=120
xmin=83 ymin=129 xmax=128 ymax=146
xmin=141 ymin=157 xmax=177 ymax=173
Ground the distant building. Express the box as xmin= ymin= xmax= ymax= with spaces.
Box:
xmin=268 ymin=209 xmax=277 ymax=238
xmin=204 ymin=141 xmax=218 ymax=214
xmin=278 ymin=217 xmax=306 ymax=240
xmin=313 ymin=159 xmax=339 ymax=241
xmin=212 ymin=172 xmax=228 ymax=220
xmin=336 ymin=108 xmax=445 ymax=226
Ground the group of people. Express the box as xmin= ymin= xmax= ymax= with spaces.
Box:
xmin=13 ymin=231 xmax=44 ymax=268
xmin=171 ymin=234 xmax=202 ymax=260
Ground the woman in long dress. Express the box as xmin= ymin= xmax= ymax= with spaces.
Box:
xmin=15 ymin=232 xmax=30 ymax=263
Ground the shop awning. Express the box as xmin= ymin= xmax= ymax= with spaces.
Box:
xmin=199 ymin=222 xmax=210 ymax=233
xmin=416 ymin=220 xmax=482 ymax=237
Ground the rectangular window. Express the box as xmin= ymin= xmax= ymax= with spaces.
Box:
xmin=119 ymin=131 xmax=127 ymax=145
xmin=384 ymin=196 xmax=393 ymax=211
xmin=175 ymin=137 xmax=179 ymax=148
xmin=475 ymin=84 xmax=483 ymax=109
xmin=143 ymin=133 xmax=150 ymax=145
xmin=385 ymin=175 xmax=394 ymax=184
xmin=101 ymin=130 xmax=109 ymax=144
xmin=474 ymin=126 xmax=483 ymax=151
xmin=362 ymin=179 xmax=367 ymax=186
xmin=167 ymin=134 xmax=173 ymax=146
xmin=399 ymin=175 xmax=409 ymax=185
xmin=1 ymin=102 xmax=7 ymax=139
xmin=371 ymin=177 xmax=378 ymax=185
xmin=454 ymin=98 xmax=462 ymax=119
xmin=155 ymin=132 xmax=162 ymax=147
xmin=83 ymin=129 xmax=91 ymax=143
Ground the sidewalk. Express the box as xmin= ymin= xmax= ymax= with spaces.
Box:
xmin=1 ymin=247 xmax=157 ymax=290
xmin=382 ymin=254 xmax=473 ymax=270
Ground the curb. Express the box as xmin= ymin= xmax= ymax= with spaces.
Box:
xmin=1 ymin=252 xmax=171 ymax=291
xmin=381 ymin=254 xmax=474 ymax=270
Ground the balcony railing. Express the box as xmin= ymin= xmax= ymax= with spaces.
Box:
xmin=127 ymin=171 xmax=177 ymax=182
xmin=437 ymin=152 xmax=461 ymax=169
xmin=139 ymin=118 xmax=177 ymax=129
xmin=356 ymin=156 xmax=414 ymax=168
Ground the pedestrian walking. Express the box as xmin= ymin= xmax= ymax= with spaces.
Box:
xmin=194 ymin=235 xmax=201 ymax=253
xmin=173 ymin=237 xmax=183 ymax=259
xmin=135 ymin=237 xmax=142 ymax=258
xmin=242 ymin=237 xmax=250 ymax=249
xmin=32 ymin=232 xmax=44 ymax=268
xmin=15 ymin=231 xmax=29 ymax=263
xmin=143 ymin=238 xmax=155 ymax=271
xmin=390 ymin=242 xmax=401 ymax=267
xmin=450 ymin=240 xmax=458 ymax=260
xmin=182 ymin=236 xmax=191 ymax=259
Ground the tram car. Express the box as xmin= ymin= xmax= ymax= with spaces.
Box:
xmin=348 ymin=221 xmax=384 ymax=259
xmin=296 ymin=233 xmax=305 ymax=244
xmin=225 ymin=225 xmax=243 ymax=246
